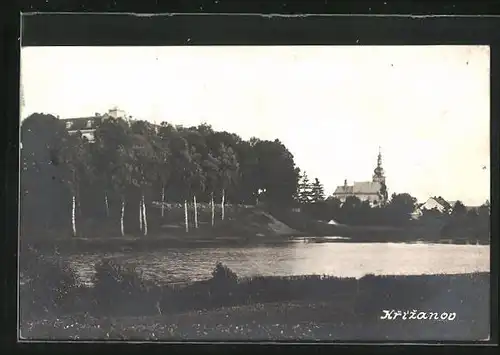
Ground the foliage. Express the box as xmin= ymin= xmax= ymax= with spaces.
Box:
xmin=211 ymin=262 xmax=238 ymax=284
xmin=302 ymin=193 xmax=488 ymax=240
xmin=20 ymin=113 xmax=489 ymax=240
xmin=441 ymin=200 xmax=490 ymax=241
xmin=20 ymin=259 xmax=489 ymax=328
xmin=297 ymin=174 xmax=325 ymax=206
xmin=91 ymin=259 xmax=158 ymax=315
xmin=20 ymin=114 xmax=300 ymax=236
xmin=310 ymin=178 xmax=325 ymax=203
xmin=19 ymin=247 xmax=79 ymax=319
xmin=297 ymin=172 xmax=312 ymax=204
xmin=451 ymin=201 xmax=467 ymax=217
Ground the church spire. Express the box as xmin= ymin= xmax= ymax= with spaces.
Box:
xmin=373 ymin=146 xmax=385 ymax=183
xmin=373 ymin=146 xmax=388 ymax=205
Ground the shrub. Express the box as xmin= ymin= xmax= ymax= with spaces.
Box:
xmin=19 ymin=247 xmax=78 ymax=320
xmin=211 ymin=262 xmax=238 ymax=284
xmin=91 ymin=259 xmax=158 ymax=315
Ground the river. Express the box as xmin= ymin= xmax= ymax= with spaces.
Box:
xmin=50 ymin=241 xmax=490 ymax=287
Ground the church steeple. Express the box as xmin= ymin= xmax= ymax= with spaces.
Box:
xmin=372 ymin=146 xmax=385 ymax=184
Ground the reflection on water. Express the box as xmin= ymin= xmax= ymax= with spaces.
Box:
xmin=54 ymin=242 xmax=490 ymax=286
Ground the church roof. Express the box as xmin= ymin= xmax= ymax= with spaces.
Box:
xmin=333 ymin=185 xmax=353 ymax=194
xmin=353 ymin=181 xmax=382 ymax=194
xmin=333 ymin=181 xmax=381 ymax=195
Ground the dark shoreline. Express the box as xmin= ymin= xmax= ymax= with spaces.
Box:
xmin=20 ymin=268 xmax=491 ymax=341
xmin=22 ymin=233 xmax=490 ymax=254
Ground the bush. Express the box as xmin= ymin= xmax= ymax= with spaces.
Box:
xmin=91 ymin=259 xmax=159 ymax=315
xmin=211 ymin=262 xmax=238 ymax=284
xmin=19 ymin=246 xmax=79 ymax=320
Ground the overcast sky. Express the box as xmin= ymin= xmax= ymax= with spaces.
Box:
xmin=20 ymin=45 xmax=490 ymax=206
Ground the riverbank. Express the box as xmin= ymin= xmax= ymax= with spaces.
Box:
xmin=21 ymin=205 xmax=489 ymax=253
xmin=23 ymin=232 xmax=489 ymax=254
xmin=19 ymin=251 xmax=490 ymax=341
xmin=23 ymin=234 xmax=301 ymax=253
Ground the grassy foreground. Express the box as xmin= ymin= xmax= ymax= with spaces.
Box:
xmin=21 ymin=299 xmax=489 ymax=341
xmin=19 ymin=249 xmax=490 ymax=341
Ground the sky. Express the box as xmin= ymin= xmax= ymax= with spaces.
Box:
xmin=20 ymin=45 xmax=490 ymax=206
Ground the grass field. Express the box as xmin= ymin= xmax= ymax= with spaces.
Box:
xmin=19 ymin=251 xmax=490 ymax=342
xmin=21 ymin=299 xmax=489 ymax=341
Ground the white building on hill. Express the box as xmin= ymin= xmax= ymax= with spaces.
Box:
xmin=60 ymin=107 xmax=128 ymax=142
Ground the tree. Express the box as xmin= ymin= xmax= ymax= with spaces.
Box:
xmin=378 ymin=181 xmax=389 ymax=206
xmin=358 ymin=200 xmax=373 ymax=225
xmin=339 ymin=196 xmax=362 ymax=224
xmin=168 ymin=134 xmax=193 ymax=232
xmin=59 ymin=132 xmax=92 ymax=237
xmin=252 ymin=139 xmax=300 ymax=207
xmin=152 ymin=130 xmax=171 ymax=219
xmin=325 ymin=196 xmax=342 ymax=216
xmin=232 ymin=140 xmax=259 ymax=205
xmin=478 ymin=200 xmax=490 ymax=218
xmin=187 ymin=146 xmax=206 ymax=229
xmin=297 ymin=172 xmax=313 ymax=204
xmin=130 ymin=134 xmax=158 ymax=236
xmin=297 ymin=172 xmax=310 ymax=204
xmin=202 ymin=153 xmax=220 ymax=226
xmin=217 ymin=143 xmax=239 ymax=221
xmin=311 ymin=178 xmax=325 ymax=203
xmin=451 ymin=200 xmax=467 ymax=218
xmin=20 ymin=113 xmax=70 ymax=234
xmin=94 ymin=117 xmax=135 ymax=236
xmin=386 ymin=193 xmax=418 ymax=225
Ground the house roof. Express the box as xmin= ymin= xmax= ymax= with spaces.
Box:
xmin=433 ymin=196 xmax=452 ymax=210
xmin=420 ymin=196 xmax=452 ymax=211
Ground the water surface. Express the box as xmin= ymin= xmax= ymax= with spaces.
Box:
xmin=54 ymin=241 xmax=490 ymax=286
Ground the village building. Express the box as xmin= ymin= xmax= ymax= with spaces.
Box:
xmin=419 ymin=196 xmax=453 ymax=214
xmin=332 ymin=148 xmax=388 ymax=206
xmin=411 ymin=197 xmax=483 ymax=219
xmin=60 ymin=107 xmax=129 ymax=142
xmin=411 ymin=197 xmax=451 ymax=219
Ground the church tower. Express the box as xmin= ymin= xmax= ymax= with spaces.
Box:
xmin=373 ymin=147 xmax=388 ymax=205
xmin=372 ymin=146 xmax=386 ymax=184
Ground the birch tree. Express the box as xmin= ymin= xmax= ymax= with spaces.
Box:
xmin=202 ymin=153 xmax=220 ymax=227
xmin=217 ymin=144 xmax=239 ymax=221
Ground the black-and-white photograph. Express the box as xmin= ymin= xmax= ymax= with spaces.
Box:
xmin=19 ymin=45 xmax=490 ymax=341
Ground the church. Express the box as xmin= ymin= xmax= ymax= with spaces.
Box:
xmin=332 ymin=148 xmax=388 ymax=206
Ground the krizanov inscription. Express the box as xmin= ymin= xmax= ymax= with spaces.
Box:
xmin=380 ymin=310 xmax=457 ymax=321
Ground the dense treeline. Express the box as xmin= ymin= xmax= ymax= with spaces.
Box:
xmin=21 ymin=113 xmax=300 ymax=237
xmin=20 ymin=113 xmax=490 ymax=241
xmin=298 ymin=194 xmax=490 ymax=241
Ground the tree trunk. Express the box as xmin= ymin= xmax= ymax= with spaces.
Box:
xmin=142 ymin=194 xmax=148 ymax=236
xmin=71 ymin=195 xmax=76 ymax=237
xmin=139 ymin=196 xmax=143 ymax=232
xmin=194 ymin=195 xmax=198 ymax=229
xmin=184 ymin=200 xmax=189 ymax=233
xmin=77 ymin=186 xmax=83 ymax=218
xmin=161 ymin=186 xmax=165 ymax=218
xmin=221 ymin=188 xmax=225 ymax=221
xmin=104 ymin=191 xmax=109 ymax=217
xmin=120 ymin=197 xmax=125 ymax=237
xmin=211 ymin=192 xmax=215 ymax=227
